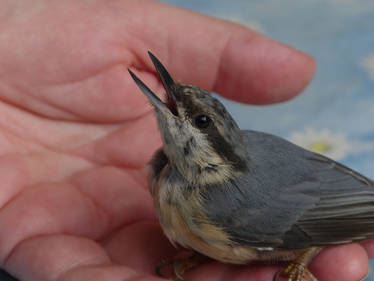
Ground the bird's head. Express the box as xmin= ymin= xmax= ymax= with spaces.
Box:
xmin=129 ymin=52 xmax=247 ymax=184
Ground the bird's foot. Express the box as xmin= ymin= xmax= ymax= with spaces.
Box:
xmin=273 ymin=263 xmax=317 ymax=281
xmin=156 ymin=252 xmax=203 ymax=280
xmin=273 ymin=247 xmax=321 ymax=281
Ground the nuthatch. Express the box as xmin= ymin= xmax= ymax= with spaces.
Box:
xmin=128 ymin=52 xmax=374 ymax=281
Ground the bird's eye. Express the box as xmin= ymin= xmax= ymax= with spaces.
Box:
xmin=194 ymin=114 xmax=211 ymax=129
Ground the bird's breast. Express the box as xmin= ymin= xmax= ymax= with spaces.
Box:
xmin=149 ymin=162 xmax=301 ymax=264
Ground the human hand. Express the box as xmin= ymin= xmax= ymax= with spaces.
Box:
xmin=0 ymin=0 xmax=369 ymax=280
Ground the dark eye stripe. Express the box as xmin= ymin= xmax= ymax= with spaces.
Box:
xmin=205 ymin=126 xmax=248 ymax=172
xmin=177 ymin=87 xmax=247 ymax=171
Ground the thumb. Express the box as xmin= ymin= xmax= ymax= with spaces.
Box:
xmin=128 ymin=0 xmax=316 ymax=104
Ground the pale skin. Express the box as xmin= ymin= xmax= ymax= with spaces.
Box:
xmin=0 ymin=0 xmax=371 ymax=280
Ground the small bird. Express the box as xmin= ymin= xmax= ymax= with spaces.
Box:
xmin=128 ymin=51 xmax=374 ymax=281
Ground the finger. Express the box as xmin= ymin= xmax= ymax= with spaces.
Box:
xmin=0 ymin=175 xmax=154 ymax=264
xmin=70 ymin=166 xmax=155 ymax=229
xmin=4 ymin=234 xmax=162 ymax=281
xmin=361 ymin=239 xmax=374 ymax=258
xmin=102 ymin=221 xmax=177 ymax=275
xmin=0 ymin=182 xmax=108 ymax=263
xmin=309 ymin=244 xmax=369 ymax=281
xmin=129 ymin=1 xmax=316 ymax=104
xmin=4 ymin=235 xmax=110 ymax=281
xmin=73 ymin=112 xmax=162 ymax=168
xmin=61 ymin=264 xmax=163 ymax=281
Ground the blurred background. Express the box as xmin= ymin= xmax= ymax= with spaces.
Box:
xmin=161 ymin=0 xmax=374 ymax=279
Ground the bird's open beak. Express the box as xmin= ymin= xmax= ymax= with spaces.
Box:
xmin=128 ymin=51 xmax=178 ymax=116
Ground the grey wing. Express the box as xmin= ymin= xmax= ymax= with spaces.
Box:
xmin=282 ymin=154 xmax=374 ymax=248
xmin=202 ymin=130 xmax=374 ymax=249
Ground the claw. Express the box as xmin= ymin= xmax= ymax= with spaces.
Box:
xmin=155 ymin=252 xmax=203 ymax=280
xmin=272 ymin=247 xmax=321 ymax=281
xmin=173 ymin=261 xmax=186 ymax=281
xmin=273 ymin=265 xmax=318 ymax=281
xmin=155 ymin=258 xmax=173 ymax=278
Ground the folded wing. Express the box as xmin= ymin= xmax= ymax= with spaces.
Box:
xmin=201 ymin=130 xmax=374 ymax=249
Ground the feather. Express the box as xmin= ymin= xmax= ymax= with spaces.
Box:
xmin=202 ymin=130 xmax=374 ymax=249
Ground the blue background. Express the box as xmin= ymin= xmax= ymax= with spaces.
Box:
xmin=162 ymin=0 xmax=374 ymax=279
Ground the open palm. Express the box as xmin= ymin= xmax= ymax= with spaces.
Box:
xmin=0 ymin=1 xmax=369 ymax=281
